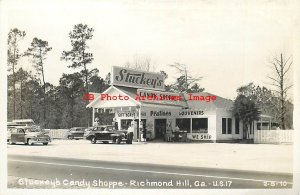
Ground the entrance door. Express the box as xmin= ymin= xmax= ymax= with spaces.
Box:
xmin=154 ymin=119 xmax=166 ymax=140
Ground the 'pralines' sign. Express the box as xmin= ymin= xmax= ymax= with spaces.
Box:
xmin=111 ymin=66 xmax=165 ymax=90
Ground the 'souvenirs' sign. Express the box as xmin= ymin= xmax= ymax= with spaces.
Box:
xmin=111 ymin=66 xmax=165 ymax=90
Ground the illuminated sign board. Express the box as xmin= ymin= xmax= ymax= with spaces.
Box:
xmin=111 ymin=66 xmax=165 ymax=91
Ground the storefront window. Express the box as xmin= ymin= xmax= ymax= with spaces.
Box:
xmin=227 ymin=118 xmax=232 ymax=134
xmin=257 ymin=123 xmax=261 ymax=130
xmin=235 ymin=118 xmax=240 ymax=134
xmin=222 ymin=118 xmax=232 ymax=134
xmin=120 ymin=119 xmax=147 ymax=130
xmin=192 ymin=118 xmax=208 ymax=133
xmin=176 ymin=118 xmax=191 ymax=133
xmin=121 ymin=119 xmax=132 ymax=130
xmin=257 ymin=122 xmax=271 ymax=130
xmin=222 ymin=118 xmax=226 ymax=134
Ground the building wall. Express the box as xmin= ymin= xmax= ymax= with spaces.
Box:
xmin=215 ymin=108 xmax=243 ymax=141
xmin=113 ymin=107 xmax=259 ymax=141
xmin=114 ymin=106 xmax=179 ymax=139
xmin=114 ymin=107 xmax=225 ymax=141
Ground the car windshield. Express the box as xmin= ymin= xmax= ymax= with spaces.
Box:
xmin=106 ymin=126 xmax=114 ymax=131
xmin=26 ymin=128 xmax=39 ymax=132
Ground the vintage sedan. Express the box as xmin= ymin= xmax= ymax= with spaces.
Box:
xmin=66 ymin=127 xmax=86 ymax=140
xmin=7 ymin=126 xmax=51 ymax=145
xmin=85 ymin=125 xmax=133 ymax=144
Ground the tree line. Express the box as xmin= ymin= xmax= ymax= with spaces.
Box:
xmin=233 ymin=53 xmax=293 ymax=138
xmin=7 ymin=24 xmax=113 ymax=128
xmin=7 ymin=24 xmax=205 ymax=129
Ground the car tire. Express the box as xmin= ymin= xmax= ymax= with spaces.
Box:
xmin=68 ymin=135 xmax=73 ymax=140
xmin=27 ymin=139 xmax=34 ymax=145
xmin=112 ymin=137 xmax=117 ymax=143
xmin=117 ymin=137 xmax=122 ymax=144
xmin=43 ymin=142 xmax=48 ymax=145
xmin=103 ymin=141 xmax=109 ymax=144
xmin=8 ymin=139 xmax=15 ymax=145
xmin=91 ymin=136 xmax=96 ymax=144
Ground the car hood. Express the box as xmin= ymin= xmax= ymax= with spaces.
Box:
xmin=70 ymin=131 xmax=84 ymax=133
xmin=26 ymin=132 xmax=49 ymax=137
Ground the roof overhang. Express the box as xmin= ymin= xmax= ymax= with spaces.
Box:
xmin=87 ymin=86 xmax=187 ymax=110
xmin=86 ymin=86 xmax=141 ymax=109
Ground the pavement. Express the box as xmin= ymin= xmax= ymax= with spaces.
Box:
xmin=7 ymin=139 xmax=293 ymax=174
xmin=7 ymin=155 xmax=293 ymax=189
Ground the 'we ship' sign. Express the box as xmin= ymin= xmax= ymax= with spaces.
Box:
xmin=111 ymin=66 xmax=165 ymax=90
xmin=188 ymin=133 xmax=212 ymax=140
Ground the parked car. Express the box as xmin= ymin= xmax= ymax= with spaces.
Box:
xmin=66 ymin=127 xmax=86 ymax=140
xmin=7 ymin=126 xmax=51 ymax=145
xmin=83 ymin=127 xmax=94 ymax=137
xmin=85 ymin=125 xmax=133 ymax=144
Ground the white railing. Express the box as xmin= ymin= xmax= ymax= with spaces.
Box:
xmin=254 ymin=130 xmax=293 ymax=144
xmin=46 ymin=129 xmax=69 ymax=139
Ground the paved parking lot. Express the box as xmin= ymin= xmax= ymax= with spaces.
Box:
xmin=7 ymin=140 xmax=293 ymax=173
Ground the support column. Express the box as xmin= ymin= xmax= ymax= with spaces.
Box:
xmin=92 ymin=108 xmax=95 ymax=126
xmin=260 ymin=117 xmax=262 ymax=130
xmin=138 ymin=106 xmax=142 ymax=142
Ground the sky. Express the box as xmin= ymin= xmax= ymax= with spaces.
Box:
xmin=2 ymin=0 xmax=295 ymax=100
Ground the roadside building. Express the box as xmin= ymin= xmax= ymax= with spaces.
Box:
xmin=87 ymin=66 xmax=254 ymax=142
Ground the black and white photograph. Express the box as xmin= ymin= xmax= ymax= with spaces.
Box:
xmin=0 ymin=0 xmax=299 ymax=195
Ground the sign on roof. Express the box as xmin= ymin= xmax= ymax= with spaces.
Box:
xmin=111 ymin=66 xmax=165 ymax=91
xmin=137 ymin=89 xmax=187 ymax=107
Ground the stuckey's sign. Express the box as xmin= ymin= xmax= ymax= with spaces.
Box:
xmin=111 ymin=66 xmax=165 ymax=90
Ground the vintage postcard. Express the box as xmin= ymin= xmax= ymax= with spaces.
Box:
xmin=0 ymin=0 xmax=299 ymax=195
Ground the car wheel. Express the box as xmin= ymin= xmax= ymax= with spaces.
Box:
xmin=8 ymin=139 xmax=15 ymax=145
xmin=68 ymin=135 xmax=74 ymax=140
xmin=27 ymin=139 xmax=34 ymax=145
xmin=43 ymin=142 xmax=48 ymax=145
xmin=117 ymin=137 xmax=122 ymax=144
xmin=112 ymin=137 xmax=117 ymax=143
xmin=103 ymin=141 xmax=109 ymax=144
xmin=91 ymin=136 xmax=96 ymax=144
